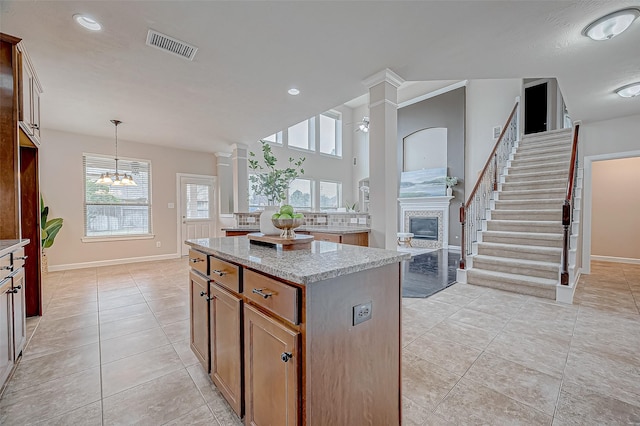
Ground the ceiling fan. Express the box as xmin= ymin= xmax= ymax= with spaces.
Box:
xmin=354 ymin=116 xmax=369 ymax=133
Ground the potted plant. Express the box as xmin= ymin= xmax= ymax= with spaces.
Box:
xmin=248 ymin=140 xmax=305 ymax=234
xmin=41 ymin=195 xmax=63 ymax=274
xmin=445 ymin=176 xmax=458 ymax=197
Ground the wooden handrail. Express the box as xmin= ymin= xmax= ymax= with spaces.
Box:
xmin=565 ymin=124 xmax=580 ymax=204
xmin=465 ymin=102 xmax=519 ymax=206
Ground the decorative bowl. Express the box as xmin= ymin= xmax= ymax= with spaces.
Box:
xmin=271 ymin=217 xmax=304 ymax=239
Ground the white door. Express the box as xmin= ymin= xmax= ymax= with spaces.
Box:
xmin=179 ymin=175 xmax=216 ymax=255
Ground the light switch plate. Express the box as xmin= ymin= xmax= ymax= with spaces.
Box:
xmin=358 ymin=218 xmax=367 ymax=225
xmin=168 ymin=203 xmax=175 ymax=209
xmin=247 ymin=217 xmax=256 ymax=223
xmin=353 ymin=302 xmax=372 ymax=326
xmin=350 ymin=218 xmax=357 ymax=224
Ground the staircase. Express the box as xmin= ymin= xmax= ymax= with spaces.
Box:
xmin=465 ymin=128 xmax=573 ymax=299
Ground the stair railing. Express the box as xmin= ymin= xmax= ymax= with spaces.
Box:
xmin=459 ymin=102 xmax=519 ymax=270
xmin=560 ymin=123 xmax=580 ymax=285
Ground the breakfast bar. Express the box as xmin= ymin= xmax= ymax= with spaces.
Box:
xmin=186 ymin=236 xmax=409 ymax=425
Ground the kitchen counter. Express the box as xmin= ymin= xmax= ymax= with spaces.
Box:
xmin=186 ymin=237 xmax=408 ymax=285
xmin=0 ymin=239 xmax=30 ymax=258
xmin=221 ymin=225 xmax=370 ymax=234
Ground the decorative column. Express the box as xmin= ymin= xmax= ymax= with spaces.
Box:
xmin=215 ymin=152 xmax=233 ymax=215
xmin=231 ymin=143 xmax=249 ymax=212
xmin=363 ymin=69 xmax=404 ymax=250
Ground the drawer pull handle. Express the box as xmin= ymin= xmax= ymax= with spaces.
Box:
xmin=189 ymin=257 xmax=204 ymax=263
xmin=14 ymin=285 xmax=21 ymax=290
xmin=252 ymin=288 xmax=273 ymax=299
xmin=6 ymin=288 xmax=18 ymax=294
xmin=1 ymin=266 xmax=12 ymax=271
xmin=200 ymin=291 xmax=207 ymax=297
xmin=281 ymin=352 xmax=293 ymax=363
xmin=15 ymin=256 xmax=28 ymax=261
xmin=211 ymin=269 xmax=227 ymax=277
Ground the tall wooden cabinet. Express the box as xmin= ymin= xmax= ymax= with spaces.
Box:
xmin=0 ymin=32 xmax=43 ymax=317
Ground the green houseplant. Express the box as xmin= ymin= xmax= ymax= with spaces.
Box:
xmin=248 ymin=140 xmax=305 ymax=234
xmin=40 ymin=195 xmax=63 ymax=273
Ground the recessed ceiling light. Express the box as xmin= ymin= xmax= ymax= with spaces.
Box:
xmin=583 ymin=8 xmax=639 ymax=41
xmin=616 ymin=82 xmax=640 ymax=98
xmin=288 ymin=88 xmax=300 ymax=96
xmin=73 ymin=14 xmax=102 ymax=31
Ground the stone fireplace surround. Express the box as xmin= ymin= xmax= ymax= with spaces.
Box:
xmin=398 ymin=196 xmax=453 ymax=249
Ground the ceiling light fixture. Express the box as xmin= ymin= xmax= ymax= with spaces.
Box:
xmin=73 ymin=14 xmax=102 ymax=31
xmin=358 ymin=116 xmax=370 ymax=133
xmin=288 ymin=88 xmax=300 ymax=96
xmin=583 ymin=8 xmax=640 ymax=41
xmin=615 ymin=82 xmax=640 ymax=98
xmin=96 ymin=120 xmax=137 ymax=186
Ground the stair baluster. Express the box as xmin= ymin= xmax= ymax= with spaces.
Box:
xmin=560 ymin=124 xmax=580 ymax=285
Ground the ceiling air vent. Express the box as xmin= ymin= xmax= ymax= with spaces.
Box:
xmin=146 ymin=29 xmax=198 ymax=61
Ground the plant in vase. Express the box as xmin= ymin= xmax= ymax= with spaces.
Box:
xmin=248 ymin=140 xmax=305 ymax=235
xmin=40 ymin=195 xmax=64 ymax=274
xmin=445 ymin=176 xmax=458 ymax=197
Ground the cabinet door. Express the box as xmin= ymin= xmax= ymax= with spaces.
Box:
xmin=210 ymin=283 xmax=243 ymax=417
xmin=310 ymin=232 xmax=341 ymax=243
xmin=20 ymin=55 xmax=33 ymax=135
xmin=32 ymin=86 xmax=41 ymax=141
xmin=11 ymin=269 xmax=26 ymax=359
xmin=189 ymin=271 xmax=210 ymax=371
xmin=0 ymin=278 xmax=14 ymax=386
xmin=244 ymin=304 xmax=299 ymax=426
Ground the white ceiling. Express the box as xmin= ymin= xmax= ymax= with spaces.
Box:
xmin=1 ymin=1 xmax=639 ymax=153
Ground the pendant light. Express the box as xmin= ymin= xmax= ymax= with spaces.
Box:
xmin=96 ymin=120 xmax=137 ymax=186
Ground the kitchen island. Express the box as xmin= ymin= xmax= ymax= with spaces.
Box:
xmin=186 ymin=237 xmax=409 ymax=425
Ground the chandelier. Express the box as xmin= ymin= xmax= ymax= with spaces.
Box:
xmin=96 ymin=119 xmax=137 ymax=186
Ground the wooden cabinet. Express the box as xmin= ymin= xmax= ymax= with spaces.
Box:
xmin=189 ymin=271 xmax=210 ymax=371
xmin=17 ymin=43 xmax=42 ymax=144
xmin=309 ymin=231 xmax=369 ymax=247
xmin=225 ymin=230 xmax=254 ymax=237
xmin=244 ymin=304 xmax=300 ymax=426
xmin=209 ymin=283 xmax=243 ymax=417
xmin=0 ymin=276 xmax=14 ymax=386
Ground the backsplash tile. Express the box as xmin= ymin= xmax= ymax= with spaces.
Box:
xmin=233 ymin=212 xmax=370 ymax=228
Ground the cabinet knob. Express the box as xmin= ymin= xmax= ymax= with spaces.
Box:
xmin=14 ymin=285 xmax=22 ymax=290
xmin=15 ymin=256 xmax=28 ymax=261
xmin=280 ymin=352 xmax=293 ymax=363
xmin=32 ymin=123 xmax=39 ymax=130
xmin=252 ymin=288 xmax=273 ymax=299
xmin=211 ymin=269 xmax=227 ymax=277
xmin=1 ymin=266 xmax=11 ymax=271
xmin=200 ymin=291 xmax=207 ymax=297
xmin=6 ymin=288 xmax=18 ymax=294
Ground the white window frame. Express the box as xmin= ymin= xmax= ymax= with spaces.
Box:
xmin=287 ymin=178 xmax=314 ymax=211
xmin=286 ymin=118 xmax=315 ymax=152
xmin=318 ymin=110 xmax=342 ymax=158
xmin=82 ymin=153 xmax=154 ymax=242
xmin=262 ymin=131 xmax=283 ymax=145
xmin=319 ymin=180 xmax=342 ymax=211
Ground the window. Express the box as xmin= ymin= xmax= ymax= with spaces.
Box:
xmin=248 ymin=173 xmax=269 ymax=212
xmin=288 ymin=178 xmax=312 ymax=210
xmin=320 ymin=181 xmax=341 ymax=211
xmin=83 ymin=155 xmax=151 ymax=238
xmin=185 ymin=183 xmax=211 ymax=219
xmin=262 ymin=132 xmax=283 ymax=144
xmin=319 ymin=112 xmax=341 ymax=156
xmin=288 ymin=119 xmax=313 ymax=151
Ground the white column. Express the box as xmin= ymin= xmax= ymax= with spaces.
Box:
xmin=363 ymin=69 xmax=404 ymax=250
xmin=215 ymin=152 xmax=233 ymax=214
xmin=231 ymin=143 xmax=249 ymax=212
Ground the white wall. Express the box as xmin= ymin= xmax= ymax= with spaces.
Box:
xmin=352 ymin=103 xmax=370 ymax=207
xmin=40 ymin=129 xmax=216 ymax=268
xmin=465 ymin=79 xmax=522 ymax=196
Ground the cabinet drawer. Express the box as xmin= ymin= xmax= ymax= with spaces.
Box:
xmin=209 ymin=256 xmax=241 ymax=293
xmin=311 ymin=232 xmax=342 ymax=243
xmin=0 ymin=254 xmax=11 ymax=281
xmin=188 ymin=249 xmax=208 ymax=276
xmin=244 ymin=270 xmax=299 ymax=325
xmin=12 ymin=248 xmax=26 ymax=270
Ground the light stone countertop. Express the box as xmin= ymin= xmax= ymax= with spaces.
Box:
xmin=221 ymin=226 xmax=370 ymax=234
xmin=0 ymin=239 xmax=30 ymax=258
xmin=186 ymin=237 xmax=409 ymax=285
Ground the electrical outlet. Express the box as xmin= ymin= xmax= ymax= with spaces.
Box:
xmin=167 ymin=203 xmax=175 ymax=209
xmin=350 ymin=218 xmax=357 ymax=224
xmin=156 ymin=241 xmax=161 ymax=248
xmin=353 ymin=302 xmax=372 ymax=325
xmin=358 ymin=218 xmax=367 ymax=225
xmin=317 ymin=217 xmax=327 ymax=224
xmin=247 ymin=217 xmax=256 ymax=223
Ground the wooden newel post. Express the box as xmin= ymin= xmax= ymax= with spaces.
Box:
xmin=560 ymin=200 xmax=571 ymax=286
xmin=493 ymin=153 xmax=498 ymax=191
xmin=459 ymin=203 xmax=466 ymax=269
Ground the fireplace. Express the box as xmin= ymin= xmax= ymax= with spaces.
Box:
xmin=409 ymin=217 xmax=438 ymax=240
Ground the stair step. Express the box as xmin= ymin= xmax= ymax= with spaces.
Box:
xmin=510 ymin=153 xmax=571 ymax=168
xmin=491 ymin=209 xmax=561 ymax=221
xmin=501 ymin=178 xmax=566 ymax=191
xmin=508 ymin=161 xmax=570 ymax=175
xmin=517 ymin=138 xmax=572 ymax=152
xmin=497 ymin=188 xmax=566 ymax=201
xmin=494 ymin=199 xmax=564 ymax=210
xmin=486 ymin=220 xmax=563 ymax=234
xmin=504 ymin=170 xmax=568 ymax=183
xmin=467 ymin=268 xmax=557 ymax=299
xmin=521 ymin=128 xmax=572 ymax=144
xmin=472 ymin=255 xmax=559 ymax=280
xmin=481 ymin=230 xmax=563 ymax=248
xmin=477 ymin=242 xmax=562 ymax=263
xmin=514 ymin=145 xmax=572 ymax=160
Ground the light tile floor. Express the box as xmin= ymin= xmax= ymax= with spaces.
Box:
xmin=1 ymin=259 xmax=639 ymax=425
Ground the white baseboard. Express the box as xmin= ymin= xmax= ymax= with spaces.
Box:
xmin=447 ymin=245 xmax=461 ymax=251
xmin=49 ymin=253 xmax=182 ymax=272
xmin=591 ymin=255 xmax=640 ymax=265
